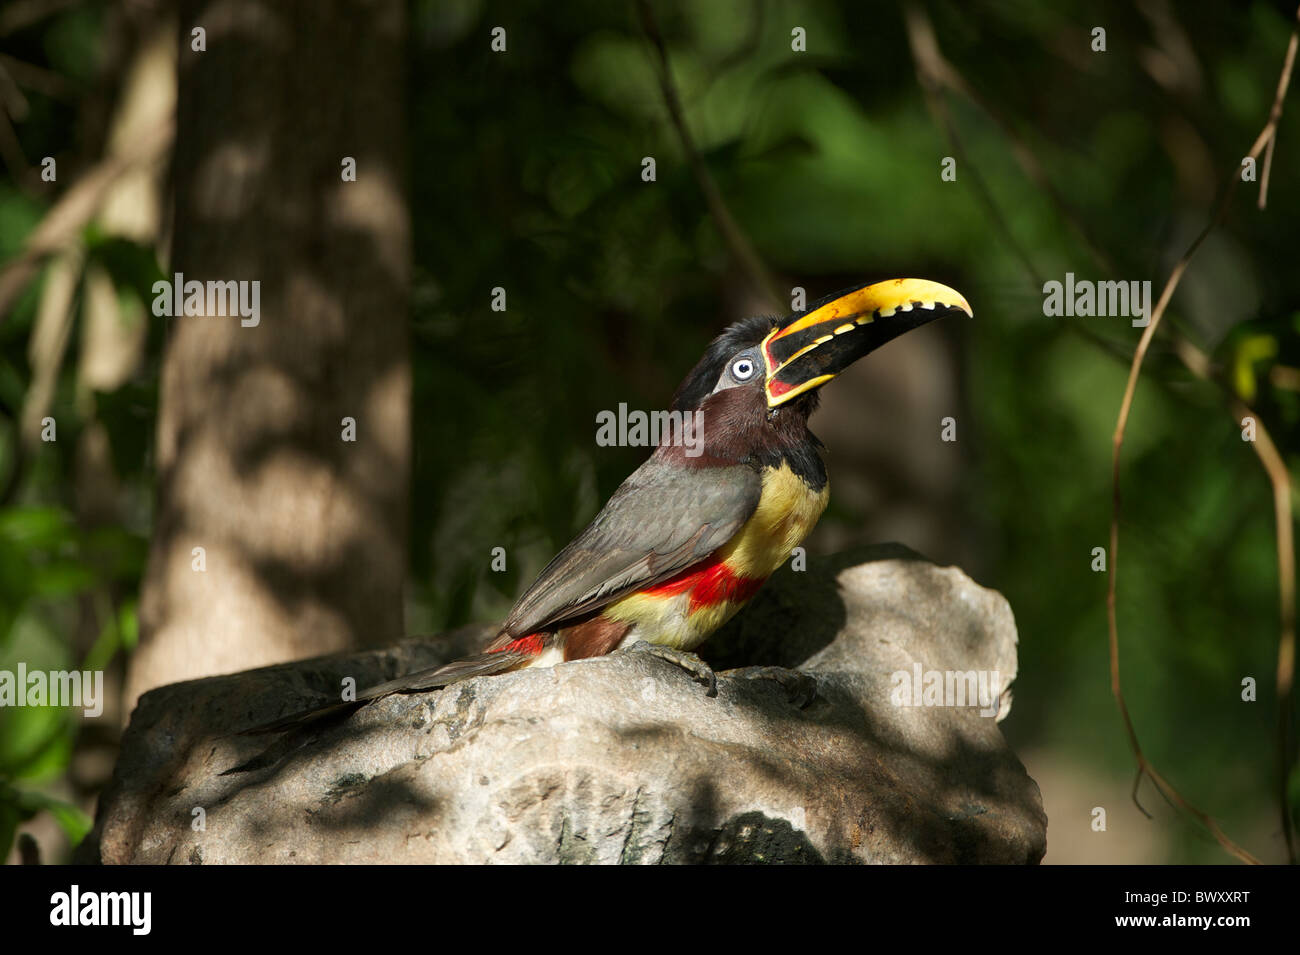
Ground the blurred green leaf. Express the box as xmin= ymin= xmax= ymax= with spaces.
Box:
xmin=1233 ymin=333 xmax=1278 ymax=402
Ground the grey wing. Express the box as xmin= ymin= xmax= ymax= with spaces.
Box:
xmin=501 ymin=456 xmax=761 ymax=637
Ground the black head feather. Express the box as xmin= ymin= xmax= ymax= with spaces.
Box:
xmin=670 ymin=315 xmax=779 ymax=412
xmin=661 ymin=313 xmax=825 ymax=490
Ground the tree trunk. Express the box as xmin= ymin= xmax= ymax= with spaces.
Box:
xmin=128 ymin=0 xmax=410 ymax=712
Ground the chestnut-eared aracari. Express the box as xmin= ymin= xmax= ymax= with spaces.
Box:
xmin=242 ymin=279 xmax=970 ymax=743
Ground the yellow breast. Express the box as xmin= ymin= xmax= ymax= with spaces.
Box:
xmin=605 ymin=461 xmax=829 ymax=650
xmin=714 ymin=460 xmax=830 ymax=579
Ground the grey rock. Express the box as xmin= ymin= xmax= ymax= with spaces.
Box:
xmin=86 ymin=545 xmax=1046 ymax=864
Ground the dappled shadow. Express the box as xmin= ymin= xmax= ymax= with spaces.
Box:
xmin=95 ymin=545 xmax=1042 ymax=864
xmin=706 ymin=542 xmax=926 ymax=670
xmin=129 ymin=0 xmax=411 ymax=710
xmin=614 ymin=671 xmax=1040 ymax=864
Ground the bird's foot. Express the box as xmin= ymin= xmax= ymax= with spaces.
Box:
xmin=622 ymin=641 xmax=717 ymax=697
xmin=722 ymin=665 xmax=817 ymax=709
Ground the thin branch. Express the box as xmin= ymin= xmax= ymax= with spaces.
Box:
xmin=0 ymin=0 xmax=80 ymax=38
xmin=1107 ymin=8 xmax=1299 ymax=865
xmin=0 ymin=53 xmax=78 ymax=101
xmin=904 ymin=7 xmax=1042 ymax=286
xmin=1232 ymin=399 xmax=1297 ymax=862
xmin=1173 ymin=330 xmax=1297 ymax=863
xmin=0 ymin=103 xmax=32 ymax=192
xmin=1257 ymin=14 xmax=1298 ymax=209
xmin=901 ymin=2 xmax=1117 ymax=274
xmin=903 ymin=4 xmax=1148 ymax=375
xmin=635 ymin=0 xmax=782 ymax=311
xmin=0 ymin=115 xmax=172 ymax=323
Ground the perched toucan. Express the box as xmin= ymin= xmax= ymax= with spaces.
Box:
xmin=241 ymin=278 xmax=970 ymax=743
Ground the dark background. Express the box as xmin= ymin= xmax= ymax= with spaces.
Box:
xmin=1 ymin=0 xmax=1297 ymax=864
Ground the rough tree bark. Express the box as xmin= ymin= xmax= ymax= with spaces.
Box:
xmin=127 ymin=0 xmax=410 ymax=713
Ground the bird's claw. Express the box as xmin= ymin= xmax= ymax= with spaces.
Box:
xmin=722 ymin=665 xmax=817 ymax=708
xmin=623 ymin=641 xmax=718 ymax=697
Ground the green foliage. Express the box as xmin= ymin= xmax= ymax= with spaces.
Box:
xmin=404 ymin=0 xmax=1299 ymax=862
xmin=0 ymin=0 xmax=153 ymax=852
xmin=2 ymin=0 xmax=1298 ymax=862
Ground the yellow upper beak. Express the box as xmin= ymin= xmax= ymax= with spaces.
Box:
xmin=761 ymin=278 xmax=972 ymax=407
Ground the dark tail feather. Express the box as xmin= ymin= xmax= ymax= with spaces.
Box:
xmin=220 ymin=702 xmax=362 ymax=775
xmin=220 ymin=650 xmax=533 ymax=775
xmin=348 ymin=650 xmax=531 ymax=703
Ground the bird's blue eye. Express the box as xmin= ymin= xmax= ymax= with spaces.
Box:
xmin=731 ymin=357 xmax=756 ymax=380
